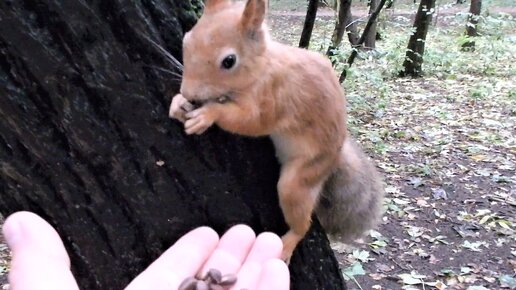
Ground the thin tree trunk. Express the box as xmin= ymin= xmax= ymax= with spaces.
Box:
xmin=400 ymin=0 xmax=437 ymax=77
xmin=326 ymin=0 xmax=360 ymax=60
xmin=299 ymin=0 xmax=319 ymax=48
xmin=364 ymin=0 xmax=379 ymax=50
xmin=0 ymin=1 xmax=346 ymax=289
xmin=339 ymin=0 xmax=389 ymax=82
xmin=345 ymin=8 xmax=361 ymax=45
xmin=462 ymin=0 xmax=482 ymax=50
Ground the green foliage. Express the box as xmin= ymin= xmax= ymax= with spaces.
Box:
xmin=268 ymin=0 xmax=308 ymax=12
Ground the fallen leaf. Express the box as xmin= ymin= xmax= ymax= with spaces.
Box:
xmin=453 ymin=223 xmax=481 ymax=238
xmin=499 ymin=274 xmax=516 ymax=288
xmin=342 ymin=262 xmax=366 ymax=281
xmin=432 ymin=188 xmax=448 ymax=200
xmin=466 ymin=286 xmax=489 ymax=290
xmin=429 ymin=254 xmax=439 ymax=264
xmin=462 ymin=240 xmax=487 ymax=252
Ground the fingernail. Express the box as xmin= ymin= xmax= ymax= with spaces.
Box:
xmin=2 ymin=217 xmax=22 ymax=248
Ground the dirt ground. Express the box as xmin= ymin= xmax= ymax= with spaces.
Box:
xmin=331 ymin=75 xmax=516 ymax=290
xmin=1 ymin=2 xmax=515 ymax=290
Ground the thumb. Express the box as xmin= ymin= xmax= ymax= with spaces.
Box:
xmin=3 ymin=211 xmax=79 ymax=290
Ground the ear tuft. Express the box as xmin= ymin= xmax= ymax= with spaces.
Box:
xmin=240 ymin=0 xmax=267 ymax=37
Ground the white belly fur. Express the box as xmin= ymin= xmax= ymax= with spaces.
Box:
xmin=270 ymin=133 xmax=313 ymax=164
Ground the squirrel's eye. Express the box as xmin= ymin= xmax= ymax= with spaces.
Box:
xmin=221 ymin=54 xmax=237 ymax=69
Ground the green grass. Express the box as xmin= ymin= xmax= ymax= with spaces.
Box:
xmin=269 ymin=0 xmax=308 ymax=12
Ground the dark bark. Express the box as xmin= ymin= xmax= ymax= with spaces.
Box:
xmin=0 ymin=1 xmax=346 ymax=290
xmin=299 ymin=0 xmax=319 ymax=48
xmin=400 ymin=0 xmax=437 ymax=77
xmin=462 ymin=0 xmax=482 ymax=50
xmin=364 ymin=0 xmax=379 ymax=50
xmin=339 ymin=0 xmax=389 ymax=82
xmin=326 ymin=0 xmax=359 ymax=60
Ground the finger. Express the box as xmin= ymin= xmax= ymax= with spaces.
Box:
xmin=233 ymin=232 xmax=283 ymax=289
xmin=190 ymin=123 xmax=210 ymax=135
xmin=172 ymin=111 xmax=186 ymax=123
xmin=3 ymin=211 xmax=79 ymax=290
xmin=175 ymin=94 xmax=195 ymax=113
xmin=125 ymin=226 xmax=219 ymax=290
xmin=171 ymin=107 xmax=186 ymax=122
xmin=185 ymin=108 xmax=203 ymax=119
xmin=184 ymin=117 xmax=201 ymax=130
xmin=185 ymin=120 xmax=207 ymax=135
xmin=256 ymin=259 xmax=290 ymax=290
xmin=180 ymin=101 xmax=195 ymax=112
xmin=195 ymin=126 xmax=209 ymax=135
xmin=199 ymin=224 xmax=255 ymax=278
xmin=170 ymin=97 xmax=186 ymax=122
xmin=185 ymin=124 xmax=201 ymax=135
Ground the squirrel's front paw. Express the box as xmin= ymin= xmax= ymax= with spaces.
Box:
xmin=184 ymin=106 xmax=216 ymax=135
xmin=169 ymin=94 xmax=195 ymax=123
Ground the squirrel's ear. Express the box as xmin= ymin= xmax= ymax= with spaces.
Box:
xmin=204 ymin=0 xmax=229 ymax=14
xmin=240 ymin=0 xmax=267 ymax=39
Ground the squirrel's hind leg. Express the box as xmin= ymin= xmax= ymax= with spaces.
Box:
xmin=278 ymin=156 xmax=333 ymax=262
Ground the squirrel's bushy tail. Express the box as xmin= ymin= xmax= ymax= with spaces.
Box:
xmin=316 ymin=138 xmax=384 ymax=242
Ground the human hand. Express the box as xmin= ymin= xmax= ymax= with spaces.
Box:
xmin=2 ymin=211 xmax=289 ymax=290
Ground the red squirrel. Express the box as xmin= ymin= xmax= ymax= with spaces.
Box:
xmin=169 ymin=0 xmax=384 ymax=262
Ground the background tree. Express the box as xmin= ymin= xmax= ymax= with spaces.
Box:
xmin=339 ymin=0 xmax=389 ymax=82
xmin=326 ymin=0 xmax=360 ymax=60
xmin=461 ymin=0 xmax=482 ymax=50
xmin=0 ymin=1 xmax=346 ymax=289
xmin=299 ymin=0 xmax=320 ymax=48
xmin=400 ymin=0 xmax=437 ymax=77
xmin=364 ymin=0 xmax=379 ymax=50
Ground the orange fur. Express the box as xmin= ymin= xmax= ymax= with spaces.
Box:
xmin=169 ymin=0 xmax=384 ymax=262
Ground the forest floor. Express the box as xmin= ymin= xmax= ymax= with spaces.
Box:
xmin=1 ymin=2 xmax=515 ymax=290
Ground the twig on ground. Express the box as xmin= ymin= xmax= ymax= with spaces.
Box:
xmin=351 ymin=276 xmax=365 ymax=290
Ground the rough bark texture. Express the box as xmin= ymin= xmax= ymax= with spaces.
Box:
xmin=299 ymin=0 xmax=319 ymax=48
xmin=462 ymin=0 xmax=482 ymax=50
xmin=326 ymin=0 xmax=359 ymax=60
xmin=401 ymin=0 xmax=436 ymax=77
xmin=0 ymin=1 xmax=346 ymax=289
xmin=364 ymin=0 xmax=379 ymax=50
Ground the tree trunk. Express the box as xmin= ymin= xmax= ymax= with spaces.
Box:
xmin=0 ymin=1 xmax=346 ymax=289
xmin=326 ymin=0 xmax=359 ymax=60
xmin=345 ymin=8 xmax=361 ymax=46
xmin=364 ymin=0 xmax=379 ymax=50
xmin=400 ymin=0 xmax=436 ymax=77
xmin=462 ymin=0 xmax=482 ymax=50
xmin=299 ymin=0 xmax=319 ymax=48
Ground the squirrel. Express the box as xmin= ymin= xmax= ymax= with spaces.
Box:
xmin=168 ymin=0 xmax=384 ymax=262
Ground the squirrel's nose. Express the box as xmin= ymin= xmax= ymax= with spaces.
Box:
xmin=180 ymin=80 xmax=201 ymax=101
